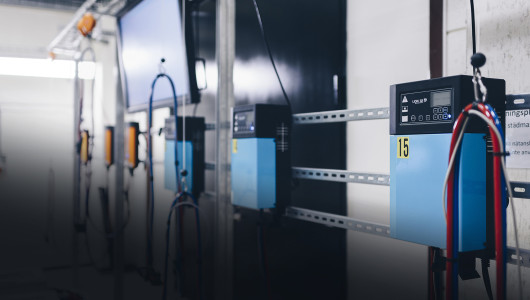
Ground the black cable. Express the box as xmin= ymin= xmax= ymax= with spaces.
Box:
xmin=470 ymin=0 xmax=477 ymax=55
xmin=86 ymin=176 xmax=131 ymax=237
xmin=251 ymin=0 xmax=293 ymax=112
xmin=45 ymin=168 xmax=55 ymax=244
xmin=257 ymin=209 xmax=272 ymax=300
xmin=481 ymin=258 xmax=494 ymax=300
xmin=193 ymin=103 xmax=199 ymax=117
xmin=162 ymin=192 xmax=202 ymax=300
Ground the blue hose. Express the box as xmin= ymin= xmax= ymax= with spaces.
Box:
xmin=147 ymin=73 xmax=180 ymax=267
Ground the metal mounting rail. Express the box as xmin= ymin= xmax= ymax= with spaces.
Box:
xmin=292 ymin=167 xmax=390 ymax=186
xmin=285 ymin=206 xmax=390 ymax=237
xmin=292 ymin=107 xmax=389 ymax=124
xmin=507 ymin=247 xmax=530 ymax=268
xmin=286 ymin=207 xmax=530 ymax=267
xmin=511 ymin=181 xmax=530 ymax=199
xmin=205 ymin=162 xmax=216 ymax=170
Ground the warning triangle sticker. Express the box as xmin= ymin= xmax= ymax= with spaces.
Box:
xmin=402 ymin=96 xmax=408 ymax=103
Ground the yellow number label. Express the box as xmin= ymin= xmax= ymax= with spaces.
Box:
xmin=232 ymin=139 xmax=238 ymax=153
xmin=397 ymin=137 xmax=409 ymax=158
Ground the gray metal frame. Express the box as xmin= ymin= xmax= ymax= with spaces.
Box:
xmin=113 ymin=25 xmax=126 ymax=300
xmin=214 ymin=0 xmax=235 ymax=298
xmin=72 ymin=58 xmax=81 ymax=290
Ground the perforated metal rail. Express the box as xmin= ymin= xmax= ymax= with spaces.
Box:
xmin=292 ymin=107 xmax=389 ymax=124
xmin=285 ymin=207 xmax=530 ymax=267
xmin=292 ymin=167 xmax=390 ymax=186
xmin=285 ymin=206 xmax=390 ymax=237
xmin=507 ymin=247 xmax=530 ymax=268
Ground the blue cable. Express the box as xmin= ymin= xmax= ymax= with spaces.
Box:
xmin=147 ymin=73 xmax=180 ymax=267
xmin=147 ymin=73 xmax=202 ymax=299
xmin=452 ymin=145 xmax=462 ymax=300
xmin=485 ymin=104 xmax=507 ymax=292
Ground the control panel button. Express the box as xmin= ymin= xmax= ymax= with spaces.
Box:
xmin=419 ymin=115 xmax=423 ymax=121
xmin=426 ymin=115 xmax=431 ymax=121
xmin=433 ymin=108 xmax=439 ymax=113
xmin=402 ymin=106 xmax=408 ymax=112
xmin=402 ymin=116 xmax=408 ymax=123
xmin=433 ymin=114 xmax=438 ymax=120
xmin=411 ymin=115 xmax=416 ymax=121
xmin=439 ymin=114 xmax=444 ymax=120
xmin=443 ymin=107 xmax=448 ymax=113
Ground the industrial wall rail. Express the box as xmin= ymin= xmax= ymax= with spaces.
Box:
xmin=289 ymin=102 xmax=530 ymax=268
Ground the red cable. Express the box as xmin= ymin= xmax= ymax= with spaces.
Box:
xmin=475 ymin=104 xmax=505 ymax=300
xmin=446 ymin=103 xmax=506 ymax=300
xmin=446 ymin=108 xmax=468 ymax=300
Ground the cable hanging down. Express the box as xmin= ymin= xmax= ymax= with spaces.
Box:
xmin=147 ymin=61 xmax=203 ymax=299
xmin=146 ymin=66 xmax=182 ymax=268
xmin=443 ymin=53 xmax=522 ymax=300
xmin=251 ymin=0 xmax=293 ymax=113
xmin=162 ymin=192 xmax=203 ymax=300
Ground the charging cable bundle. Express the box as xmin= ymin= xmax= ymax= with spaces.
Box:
xmin=146 ymin=60 xmax=203 ymax=298
xmin=443 ymin=53 xmax=522 ymax=300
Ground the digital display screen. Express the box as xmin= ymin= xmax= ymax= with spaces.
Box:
xmin=119 ymin=0 xmax=190 ymax=111
xmin=234 ymin=111 xmax=255 ymax=133
xmin=431 ymin=90 xmax=451 ymax=107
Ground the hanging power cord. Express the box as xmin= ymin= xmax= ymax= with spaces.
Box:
xmin=77 ymin=47 xmax=95 ymax=229
xmin=257 ymin=209 xmax=272 ymax=300
xmin=443 ymin=3 xmax=521 ymax=298
xmin=146 ymin=62 xmax=182 ymax=272
xmin=251 ymin=0 xmax=292 ymax=113
xmin=45 ymin=167 xmax=56 ymax=245
xmin=443 ymin=53 xmax=522 ymax=300
xmin=78 ymin=47 xmax=131 ymax=270
xmin=75 ymin=46 xmax=103 ymax=269
xmin=193 ymin=103 xmax=199 ymax=117
xmin=429 ymin=247 xmax=444 ymax=300
xmin=84 ymin=171 xmax=131 ymax=271
xmin=181 ymin=0 xmax=189 ymax=192
xmin=470 ymin=0 xmax=477 ymax=57
xmin=162 ymin=192 xmax=203 ymax=300
xmin=0 ymin=107 xmax=6 ymax=170
xmin=481 ymin=258 xmax=494 ymax=300
xmin=467 ymin=108 xmax=522 ymax=300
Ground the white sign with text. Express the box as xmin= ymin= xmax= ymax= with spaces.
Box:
xmin=506 ymin=109 xmax=530 ymax=168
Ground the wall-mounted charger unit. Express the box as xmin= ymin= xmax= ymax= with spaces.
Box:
xmin=163 ymin=116 xmax=205 ymax=197
xmin=231 ymin=104 xmax=291 ymax=211
xmin=389 ymin=75 xmax=505 ymax=251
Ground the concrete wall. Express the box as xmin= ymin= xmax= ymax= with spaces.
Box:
xmin=346 ymin=1 xmax=430 ymax=298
